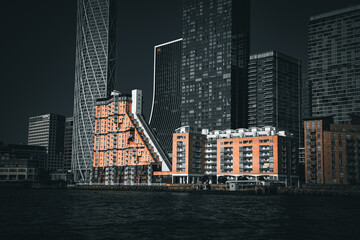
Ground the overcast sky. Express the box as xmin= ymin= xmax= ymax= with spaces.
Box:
xmin=0 ymin=0 xmax=358 ymax=144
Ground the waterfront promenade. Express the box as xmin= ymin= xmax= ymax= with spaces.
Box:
xmin=69 ymin=183 xmax=360 ymax=198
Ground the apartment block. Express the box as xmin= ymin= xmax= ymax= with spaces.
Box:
xmin=92 ymin=90 xmax=171 ymax=185
xmin=248 ymin=51 xmax=301 ymax=145
xmin=172 ymin=126 xmax=205 ymax=184
xmin=308 ymin=5 xmax=360 ymax=124
xmin=171 ymin=126 xmax=299 ymax=186
xmin=304 ymin=116 xmax=360 ymax=184
xmin=216 ymin=128 xmax=299 ymax=186
xmin=180 ymin=0 xmax=250 ymax=130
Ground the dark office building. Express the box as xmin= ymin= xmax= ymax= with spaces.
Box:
xmin=149 ymin=39 xmax=182 ymax=155
xmin=248 ymin=51 xmax=301 ymax=144
xmin=180 ymin=0 xmax=250 ymax=130
xmin=28 ymin=114 xmax=65 ymax=171
xmin=64 ymin=117 xmax=73 ymax=171
xmin=0 ymin=143 xmax=46 ymax=181
xmin=301 ymin=76 xmax=312 ymax=120
xmin=72 ymin=0 xmax=117 ymax=182
xmin=308 ymin=5 xmax=360 ymax=125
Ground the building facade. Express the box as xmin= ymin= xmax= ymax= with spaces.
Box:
xmin=172 ymin=126 xmax=205 ymax=184
xmin=248 ymin=51 xmax=301 ymax=145
xmin=64 ymin=117 xmax=73 ymax=171
xmin=216 ymin=132 xmax=298 ymax=187
xmin=0 ymin=143 xmax=46 ymax=181
xmin=304 ymin=116 xmax=360 ymax=184
xmin=149 ymin=39 xmax=183 ymax=155
xmin=308 ymin=5 xmax=360 ymax=125
xmin=72 ymin=0 xmax=117 ymax=182
xmin=171 ymin=126 xmax=299 ymax=186
xmin=180 ymin=0 xmax=250 ymax=130
xmin=93 ymin=90 xmax=171 ymax=185
xmin=202 ymin=129 xmax=221 ymax=183
xmin=28 ymin=114 xmax=65 ymax=171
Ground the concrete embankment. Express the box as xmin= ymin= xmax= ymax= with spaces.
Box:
xmin=68 ymin=184 xmax=276 ymax=196
xmin=68 ymin=184 xmax=360 ymax=197
xmin=2 ymin=182 xmax=360 ymax=197
xmin=277 ymin=187 xmax=360 ymax=198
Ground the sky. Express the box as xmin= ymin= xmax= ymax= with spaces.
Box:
xmin=0 ymin=0 xmax=358 ymax=144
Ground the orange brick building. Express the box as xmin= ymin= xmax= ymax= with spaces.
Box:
xmin=171 ymin=126 xmax=299 ymax=186
xmin=92 ymin=90 xmax=171 ymax=184
xmin=216 ymin=134 xmax=298 ymax=186
xmin=304 ymin=116 xmax=360 ymax=184
xmin=172 ymin=126 xmax=205 ymax=184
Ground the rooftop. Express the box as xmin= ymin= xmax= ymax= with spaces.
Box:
xmin=310 ymin=5 xmax=360 ymax=21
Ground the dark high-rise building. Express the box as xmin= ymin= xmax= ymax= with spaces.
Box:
xmin=149 ymin=39 xmax=182 ymax=155
xmin=28 ymin=114 xmax=65 ymax=171
xmin=64 ymin=117 xmax=73 ymax=171
xmin=301 ymin=76 xmax=312 ymax=120
xmin=180 ymin=0 xmax=250 ymax=130
xmin=308 ymin=5 xmax=360 ymax=125
xmin=248 ymin=51 xmax=301 ymax=144
xmin=72 ymin=0 xmax=117 ymax=182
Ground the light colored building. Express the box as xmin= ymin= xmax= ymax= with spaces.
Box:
xmin=28 ymin=114 xmax=65 ymax=171
xmin=72 ymin=0 xmax=117 ymax=183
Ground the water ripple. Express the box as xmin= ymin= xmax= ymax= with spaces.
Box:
xmin=0 ymin=190 xmax=359 ymax=240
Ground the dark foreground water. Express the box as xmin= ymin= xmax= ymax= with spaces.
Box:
xmin=0 ymin=190 xmax=359 ymax=240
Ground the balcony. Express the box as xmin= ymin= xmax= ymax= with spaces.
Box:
xmin=205 ymin=149 xmax=217 ymax=153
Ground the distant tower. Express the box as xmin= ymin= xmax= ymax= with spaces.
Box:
xmin=72 ymin=0 xmax=117 ymax=182
xmin=180 ymin=0 xmax=250 ymax=130
xmin=64 ymin=117 xmax=73 ymax=171
xmin=149 ymin=39 xmax=182 ymax=155
xmin=308 ymin=5 xmax=360 ymax=124
xmin=248 ymin=51 xmax=301 ymax=144
xmin=28 ymin=114 xmax=65 ymax=171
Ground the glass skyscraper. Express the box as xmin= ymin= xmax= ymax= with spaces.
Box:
xmin=248 ymin=51 xmax=301 ymax=144
xmin=308 ymin=5 xmax=360 ymax=124
xmin=72 ymin=0 xmax=117 ymax=182
xmin=180 ymin=0 xmax=250 ymax=130
xmin=149 ymin=39 xmax=182 ymax=155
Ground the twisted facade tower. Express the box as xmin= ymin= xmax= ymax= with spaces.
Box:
xmin=72 ymin=0 xmax=117 ymax=182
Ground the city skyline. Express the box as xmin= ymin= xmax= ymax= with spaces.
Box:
xmin=1 ymin=0 xmax=359 ymax=145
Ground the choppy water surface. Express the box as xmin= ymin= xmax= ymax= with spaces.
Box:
xmin=0 ymin=190 xmax=359 ymax=240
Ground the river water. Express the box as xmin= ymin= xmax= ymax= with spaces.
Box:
xmin=0 ymin=189 xmax=359 ymax=240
